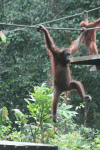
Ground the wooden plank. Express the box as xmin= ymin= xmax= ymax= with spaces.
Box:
xmin=0 ymin=141 xmax=58 ymax=150
xmin=71 ymin=54 xmax=100 ymax=65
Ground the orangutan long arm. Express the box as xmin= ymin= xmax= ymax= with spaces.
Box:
xmin=68 ymin=32 xmax=85 ymax=55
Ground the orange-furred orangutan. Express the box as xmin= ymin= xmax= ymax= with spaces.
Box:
xmin=79 ymin=18 xmax=100 ymax=55
xmin=38 ymin=25 xmax=92 ymax=123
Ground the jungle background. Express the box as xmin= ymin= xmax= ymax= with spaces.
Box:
xmin=0 ymin=0 xmax=100 ymax=149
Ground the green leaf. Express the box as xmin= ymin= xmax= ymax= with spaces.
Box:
xmin=2 ymin=107 xmax=8 ymax=121
xmin=12 ymin=109 xmax=24 ymax=120
xmin=0 ymin=32 xmax=6 ymax=43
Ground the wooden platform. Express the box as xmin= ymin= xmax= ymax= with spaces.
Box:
xmin=71 ymin=54 xmax=100 ymax=71
xmin=0 ymin=141 xmax=58 ymax=150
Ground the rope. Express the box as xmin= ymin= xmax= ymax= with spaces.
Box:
xmin=2 ymin=24 xmax=100 ymax=32
xmin=0 ymin=13 xmax=84 ymax=29
xmin=45 ymin=27 xmax=100 ymax=31
xmin=0 ymin=7 xmax=100 ymax=32
xmin=41 ymin=27 xmax=83 ymax=31
xmin=0 ymin=23 xmax=83 ymax=31
xmin=33 ymin=7 xmax=100 ymax=26
xmin=86 ymin=26 xmax=100 ymax=30
xmin=34 ymin=12 xmax=84 ymax=26
xmin=87 ymin=7 xmax=100 ymax=12
xmin=5 ymin=28 xmax=27 ymax=33
xmin=0 ymin=23 xmax=37 ymax=29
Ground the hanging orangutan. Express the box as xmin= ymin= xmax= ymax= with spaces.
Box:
xmin=38 ymin=25 xmax=92 ymax=123
xmin=79 ymin=18 xmax=100 ymax=55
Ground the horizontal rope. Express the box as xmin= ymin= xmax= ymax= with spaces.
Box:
xmin=1 ymin=22 xmax=100 ymax=32
xmin=5 ymin=28 xmax=27 ymax=34
xmin=0 ymin=7 xmax=100 ymax=32
xmin=0 ymin=7 xmax=100 ymax=29
xmin=46 ymin=27 xmax=100 ymax=31
xmin=0 ymin=23 xmax=37 ymax=28
xmin=86 ymin=26 xmax=100 ymax=30
xmin=44 ymin=27 xmax=83 ymax=31
xmin=0 ymin=23 xmax=83 ymax=31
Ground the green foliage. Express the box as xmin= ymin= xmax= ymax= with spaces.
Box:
xmin=51 ymin=132 xmax=85 ymax=150
xmin=0 ymin=32 xmax=6 ymax=43
xmin=58 ymin=103 xmax=78 ymax=119
xmin=0 ymin=85 xmax=100 ymax=149
xmin=0 ymin=0 xmax=100 ymax=134
xmin=0 ymin=84 xmax=54 ymax=143
xmin=70 ymin=65 xmax=100 ymax=128
xmin=0 ymin=0 xmax=51 ymax=123
xmin=25 ymin=83 xmax=53 ymax=123
xmin=50 ymin=126 xmax=100 ymax=150
xmin=25 ymin=83 xmax=54 ymax=143
xmin=12 ymin=109 xmax=28 ymax=130
xmin=0 ymin=107 xmax=9 ymax=125
xmin=0 ymin=2 xmax=100 ymax=149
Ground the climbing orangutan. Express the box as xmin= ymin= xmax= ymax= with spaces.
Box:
xmin=79 ymin=18 xmax=100 ymax=55
xmin=38 ymin=25 xmax=92 ymax=123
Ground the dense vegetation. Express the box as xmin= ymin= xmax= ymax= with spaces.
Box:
xmin=0 ymin=0 xmax=100 ymax=149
